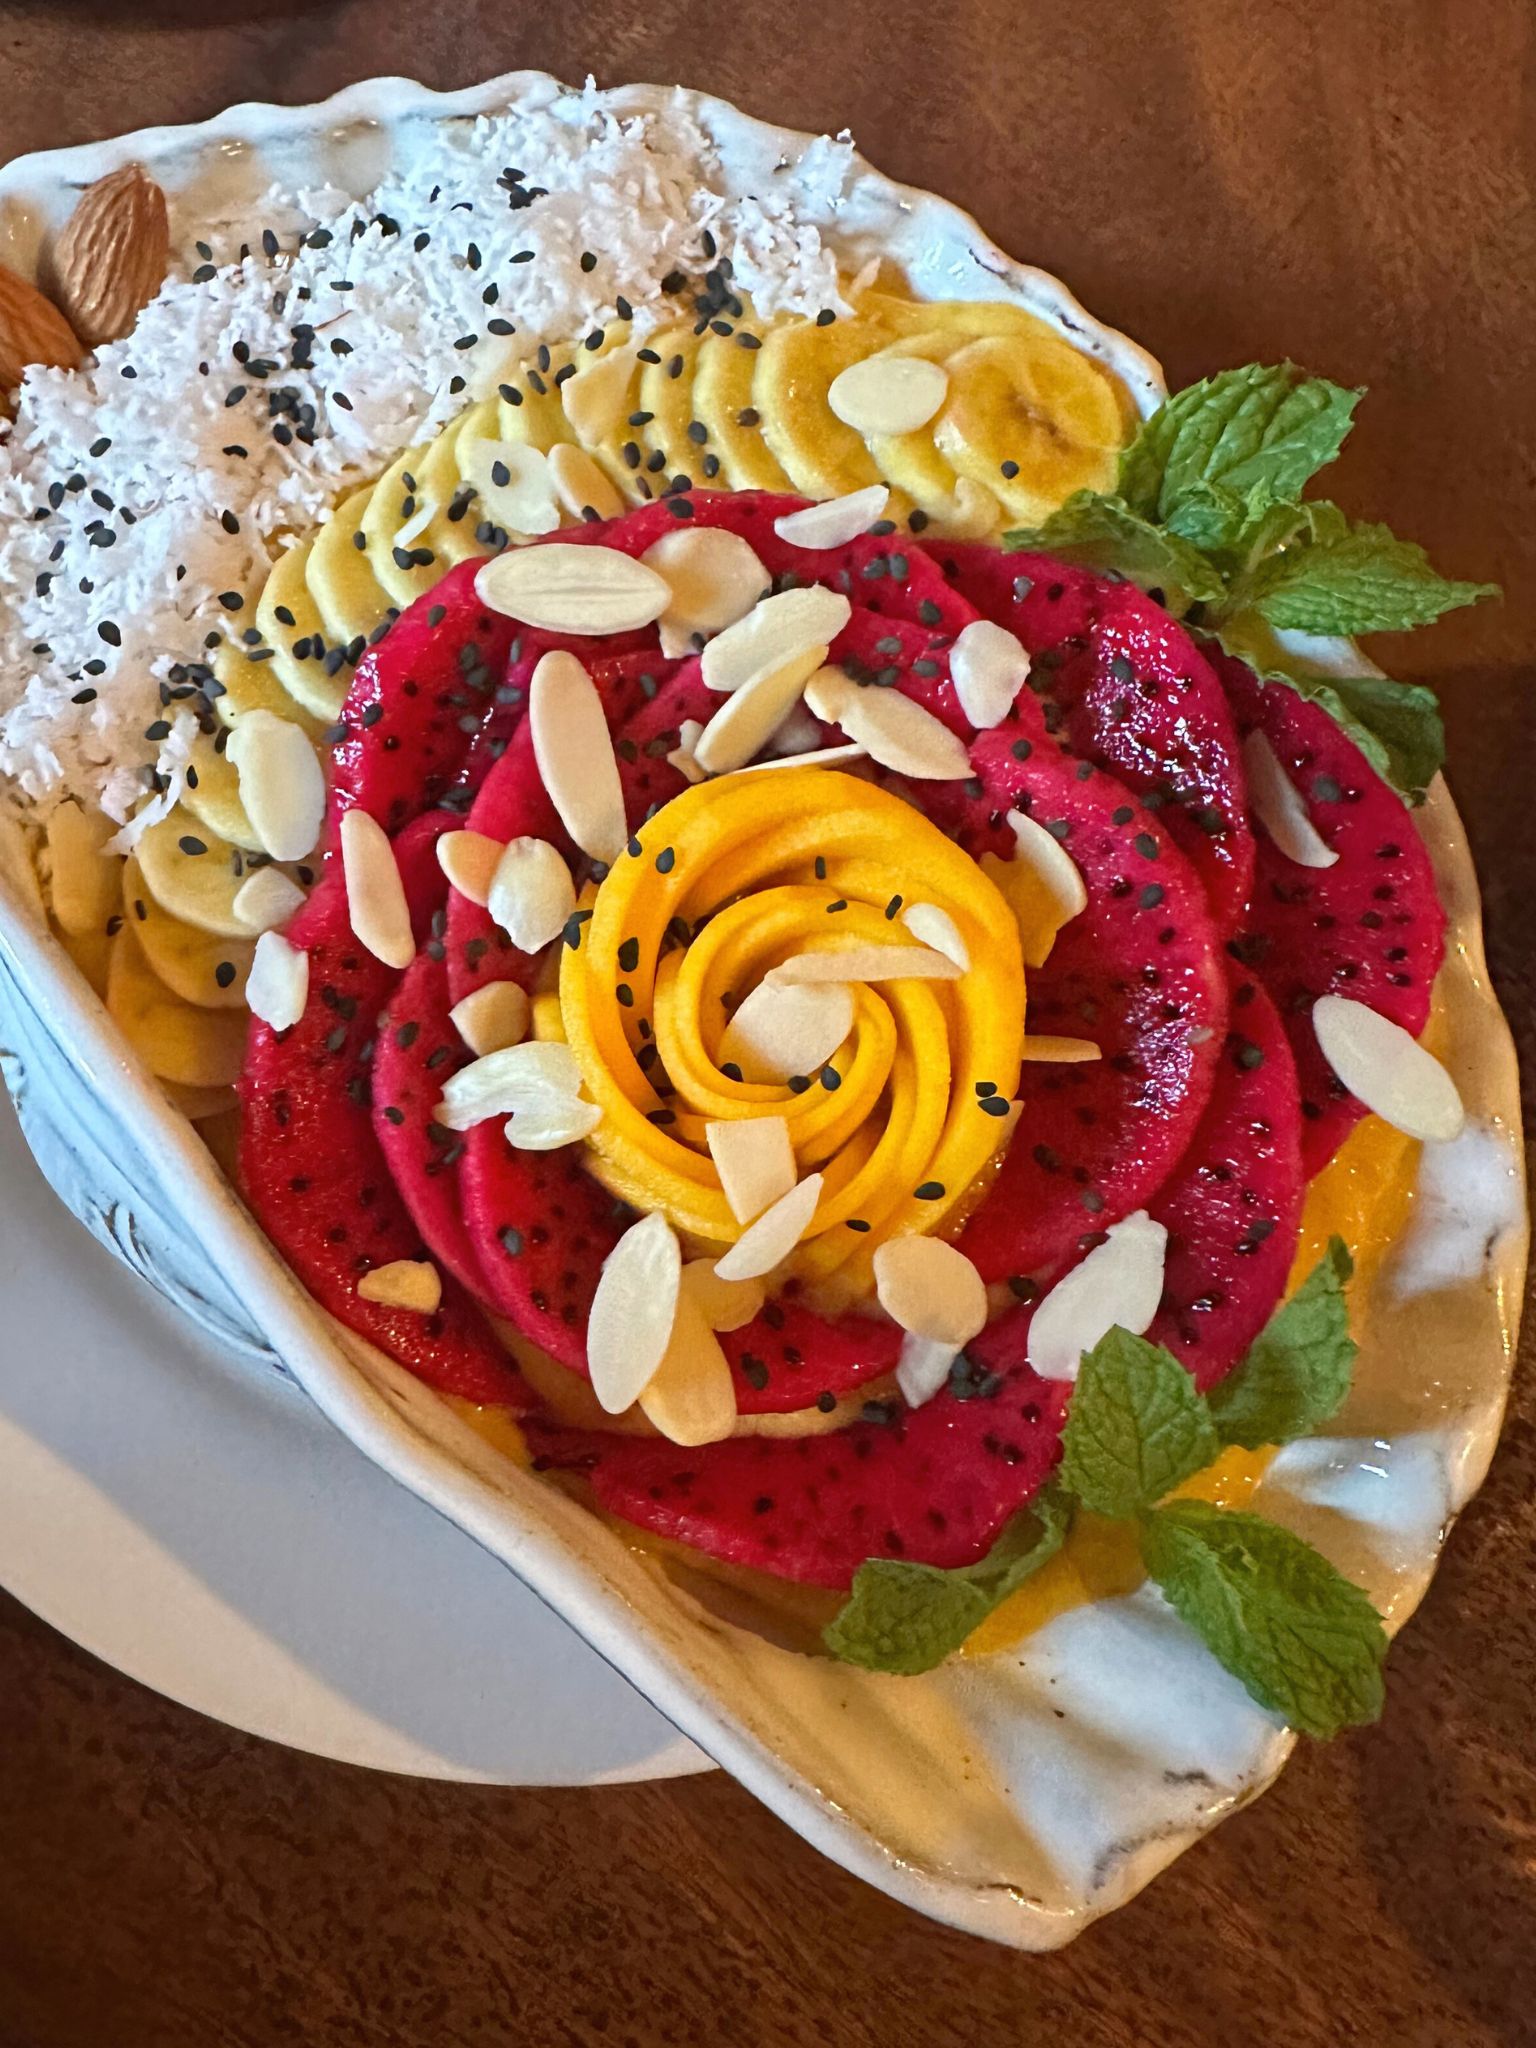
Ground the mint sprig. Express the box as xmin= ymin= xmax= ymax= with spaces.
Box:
xmin=1057 ymin=1327 xmax=1218 ymax=1518
xmin=1004 ymin=362 xmax=1496 ymax=802
xmin=823 ymin=1490 xmax=1068 ymax=1677
xmin=1208 ymin=1239 xmax=1356 ymax=1450
xmin=1141 ymin=1502 xmax=1386 ymax=1737
xmin=824 ymin=1248 xmax=1389 ymax=1736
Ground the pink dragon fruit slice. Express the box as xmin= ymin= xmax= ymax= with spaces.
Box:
xmin=957 ymin=735 xmax=1229 ymax=1281
xmin=525 ymin=1363 xmax=1071 ymax=1588
xmin=1214 ymin=649 xmax=1446 ymax=1171
xmin=238 ymin=813 xmax=527 ymax=1405
xmin=940 ymin=543 xmax=1254 ymax=933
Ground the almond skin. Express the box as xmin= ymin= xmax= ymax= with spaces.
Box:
xmin=49 ymin=162 xmax=169 ymax=348
xmin=0 ymin=262 xmax=82 ymax=404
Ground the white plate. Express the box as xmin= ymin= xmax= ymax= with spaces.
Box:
xmin=0 ymin=1087 xmax=706 ymax=1786
xmin=0 ymin=72 xmax=1525 ymax=1949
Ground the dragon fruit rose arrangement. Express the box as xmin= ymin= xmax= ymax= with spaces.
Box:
xmin=232 ymin=353 xmax=1491 ymax=1733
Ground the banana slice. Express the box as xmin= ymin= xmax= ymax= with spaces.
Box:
xmin=360 ymin=444 xmax=443 ymax=610
xmin=160 ymin=1078 xmax=238 ymax=1123
xmin=125 ymin=852 xmax=255 ymax=1009
xmin=210 ymin=631 xmax=322 ymax=734
xmin=135 ymin=808 xmax=265 ymax=939
xmin=753 ymin=315 xmax=895 ymax=499
xmin=416 ymin=400 xmax=502 ymax=570
xmin=931 ymin=333 xmax=1127 ymax=523
xmin=557 ymin=336 xmax=648 ymax=500
xmin=107 ymin=923 xmax=249 ymax=1088
xmin=307 ymin=482 xmax=393 ymax=656
xmin=42 ymin=798 xmax=121 ymax=936
xmin=691 ymin=327 xmax=794 ymax=491
xmin=857 ymin=331 xmax=971 ymax=518
xmin=255 ymin=534 xmax=349 ymax=723
xmin=636 ymin=324 xmax=708 ymax=486
xmin=57 ymin=923 xmax=113 ymax=998
xmin=180 ymin=732 xmax=263 ymax=850
xmin=497 ymin=350 xmax=579 ymax=454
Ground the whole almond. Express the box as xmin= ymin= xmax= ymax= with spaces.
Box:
xmin=0 ymin=263 xmax=82 ymax=401
xmin=50 ymin=163 xmax=169 ymax=348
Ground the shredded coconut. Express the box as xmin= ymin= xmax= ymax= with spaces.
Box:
xmin=0 ymin=85 xmax=855 ymax=826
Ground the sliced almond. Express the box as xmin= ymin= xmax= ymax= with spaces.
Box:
xmin=700 ymin=586 xmax=851 ymax=695
xmin=503 ymin=1097 xmax=603 ymax=1151
xmin=49 ymin=163 xmax=168 ymax=348
xmin=437 ymin=1039 xmax=584 ymax=1131
xmin=828 ymin=354 xmax=948 ymax=435
xmin=718 ymin=980 xmax=854 ymax=1084
xmin=476 ymin=541 xmax=670 ymax=633
xmin=804 ymin=666 xmax=970 ymax=779
xmin=245 ymin=930 xmax=308 ymax=1031
xmin=560 ymin=342 xmax=639 ymax=444
xmin=587 ymin=1211 xmax=683 ymax=1414
xmin=874 ymin=1234 xmax=987 ymax=1345
xmin=548 ymin=441 xmax=625 ymax=522
xmin=949 ymin=619 xmax=1030 ymax=730
xmin=642 ymin=526 xmax=771 ymax=659
xmin=736 ymin=743 xmax=868 ymax=775
xmin=900 ymin=901 xmax=969 ymax=971
xmin=1020 ymin=1033 xmax=1102 ymax=1063
xmin=357 ymin=1259 xmax=443 ymax=1315
xmin=339 ymin=808 xmax=414 ymax=970
xmin=232 ymin=865 xmax=306 ymax=934
xmin=981 ymin=805 xmax=1089 ymax=966
xmin=1313 ymin=994 xmax=1464 ymax=1142
xmin=767 ymin=943 xmax=961 ymax=985
xmin=772 ymin=484 xmax=890 ymax=550
xmin=714 ymin=1172 xmax=825 ymax=1282
xmin=487 ymin=835 xmax=577 ymax=953
xmin=529 ymin=650 xmax=628 ymax=862
xmin=706 ymin=1114 xmax=796 ymax=1225
xmin=44 ymin=799 xmax=120 ymax=936
xmin=1243 ymin=730 xmax=1339 ymax=870
xmin=450 ymin=979 xmax=530 ymax=1057
xmin=226 ymin=709 xmax=325 ymax=861
xmin=665 ymin=718 xmax=708 ymax=784
xmin=637 ymin=1291 xmax=737 ymax=1446
xmin=437 ymin=828 xmax=505 ymax=907
xmin=680 ymin=1258 xmax=766 ymax=1333
xmin=459 ymin=439 xmax=560 ymax=536
xmin=896 ymin=1331 xmax=965 ymax=1409
xmin=1027 ymin=1210 xmax=1168 ymax=1382
xmin=394 ymin=497 xmax=438 ymax=550
xmin=692 ymin=644 xmax=826 ymax=775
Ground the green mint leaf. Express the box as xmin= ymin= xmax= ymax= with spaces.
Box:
xmin=1141 ymin=1502 xmax=1387 ymax=1737
xmin=823 ymin=1492 xmax=1069 ymax=1676
xmin=1246 ymin=519 xmax=1498 ymax=635
xmin=1057 ymin=1328 xmax=1219 ymax=1520
xmin=1209 ymin=1238 xmax=1357 ymax=1450
xmin=1119 ymin=364 xmax=1360 ymax=526
xmin=1211 ymin=624 xmax=1445 ymax=801
xmin=1004 ymin=493 xmax=1225 ymax=607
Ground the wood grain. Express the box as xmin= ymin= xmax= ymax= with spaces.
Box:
xmin=0 ymin=4 xmax=1532 ymax=2041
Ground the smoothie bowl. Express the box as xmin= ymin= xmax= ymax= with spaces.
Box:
xmin=0 ymin=73 xmax=1524 ymax=1946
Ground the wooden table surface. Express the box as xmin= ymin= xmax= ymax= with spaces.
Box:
xmin=0 ymin=3 xmax=1531 ymax=2042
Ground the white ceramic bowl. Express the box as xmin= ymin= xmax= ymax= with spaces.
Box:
xmin=0 ymin=73 xmax=1525 ymax=1947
